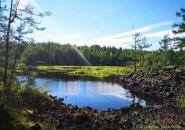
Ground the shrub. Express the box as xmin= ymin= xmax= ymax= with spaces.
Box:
xmin=73 ymin=112 xmax=89 ymax=125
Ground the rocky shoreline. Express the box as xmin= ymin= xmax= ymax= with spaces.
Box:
xmin=28 ymin=67 xmax=185 ymax=130
xmin=119 ymin=67 xmax=185 ymax=106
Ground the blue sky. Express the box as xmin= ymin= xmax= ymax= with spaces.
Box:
xmin=24 ymin=0 xmax=185 ymax=49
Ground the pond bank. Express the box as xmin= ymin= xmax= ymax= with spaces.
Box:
xmin=26 ymin=67 xmax=185 ymax=129
xmin=16 ymin=65 xmax=133 ymax=81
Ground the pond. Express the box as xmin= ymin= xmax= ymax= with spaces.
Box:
xmin=17 ymin=76 xmax=146 ymax=110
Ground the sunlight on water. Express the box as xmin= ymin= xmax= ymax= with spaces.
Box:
xmin=17 ymin=76 xmax=146 ymax=110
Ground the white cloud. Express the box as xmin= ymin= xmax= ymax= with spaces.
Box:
xmin=146 ymin=30 xmax=172 ymax=38
xmin=146 ymin=30 xmax=185 ymax=39
xmin=18 ymin=0 xmax=29 ymax=10
xmin=28 ymin=0 xmax=174 ymax=49
xmin=67 ymin=30 xmax=185 ymax=48
xmin=62 ymin=21 xmax=173 ymax=48
xmin=92 ymin=21 xmax=172 ymax=40
xmin=175 ymin=33 xmax=185 ymax=38
xmin=25 ymin=2 xmax=179 ymax=49
xmin=32 ymin=21 xmax=177 ymax=49
xmin=24 ymin=0 xmax=181 ymax=49
xmin=133 ymin=21 xmax=172 ymax=34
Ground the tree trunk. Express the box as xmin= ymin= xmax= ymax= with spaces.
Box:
xmin=3 ymin=0 xmax=13 ymax=88
xmin=9 ymin=44 xmax=20 ymax=86
xmin=142 ymin=52 xmax=144 ymax=67
xmin=134 ymin=37 xmax=137 ymax=72
xmin=170 ymin=48 xmax=174 ymax=66
xmin=139 ymin=50 xmax=142 ymax=68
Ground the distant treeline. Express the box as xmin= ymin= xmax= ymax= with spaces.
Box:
xmin=0 ymin=42 xmax=185 ymax=67
xmin=19 ymin=42 xmax=136 ymax=66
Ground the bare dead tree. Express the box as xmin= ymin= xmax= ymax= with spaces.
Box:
xmin=132 ymin=32 xmax=141 ymax=72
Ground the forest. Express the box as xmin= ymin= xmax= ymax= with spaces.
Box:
xmin=1 ymin=38 xmax=185 ymax=68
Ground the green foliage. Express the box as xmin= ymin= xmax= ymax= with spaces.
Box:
xmin=142 ymin=49 xmax=185 ymax=69
xmin=36 ymin=66 xmax=133 ymax=78
xmin=42 ymin=122 xmax=57 ymax=130
xmin=0 ymin=72 xmax=51 ymax=130
xmin=0 ymin=82 xmax=30 ymax=130
xmin=173 ymin=8 xmax=185 ymax=50
xmin=2 ymin=41 xmax=185 ymax=71
xmin=132 ymin=111 xmax=140 ymax=117
xmin=0 ymin=67 xmax=4 ymax=82
xmin=177 ymin=97 xmax=185 ymax=108
xmin=5 ymin=42 xmax=183 ymax=72
xmin=73 ymin=112 xmax=90 ymax=125
xmin=17 ymin=43 xmax=136 ymax=66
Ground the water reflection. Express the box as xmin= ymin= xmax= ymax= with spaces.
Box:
xmin=17 ymin=76 xmax=146 ymax=110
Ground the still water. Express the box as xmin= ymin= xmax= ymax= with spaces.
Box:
xmin=17 ymin=76 xmax=145 ymax=110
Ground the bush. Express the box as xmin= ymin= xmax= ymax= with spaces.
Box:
xmin=177 ymin=97 xmax=185 ymax=108
xmin=0 ymin=75 xmax=50 ymax=130
xmin=73 ymin=112 xmax=90 ymax=125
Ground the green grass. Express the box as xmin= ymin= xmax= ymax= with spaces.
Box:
xmin=36 ymin=66 xmax=133 ymax=79
xmin=177 ymin=97 xmax=185 ymax=108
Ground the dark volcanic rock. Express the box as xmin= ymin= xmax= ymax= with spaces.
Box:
xmin=119 ymin=67 xmax=185 ymax=105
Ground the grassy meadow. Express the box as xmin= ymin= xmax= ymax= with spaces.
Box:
xmin=37 ymin=66 xmax=133 ymax=78
xmin=17 ymin=64 xmax=134 ymax=79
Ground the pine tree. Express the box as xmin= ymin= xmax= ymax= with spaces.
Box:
xmin=173 ymin=8 xmax=185 ymax=51
xmin=0 ymin=0 xmax=49 ymax=88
